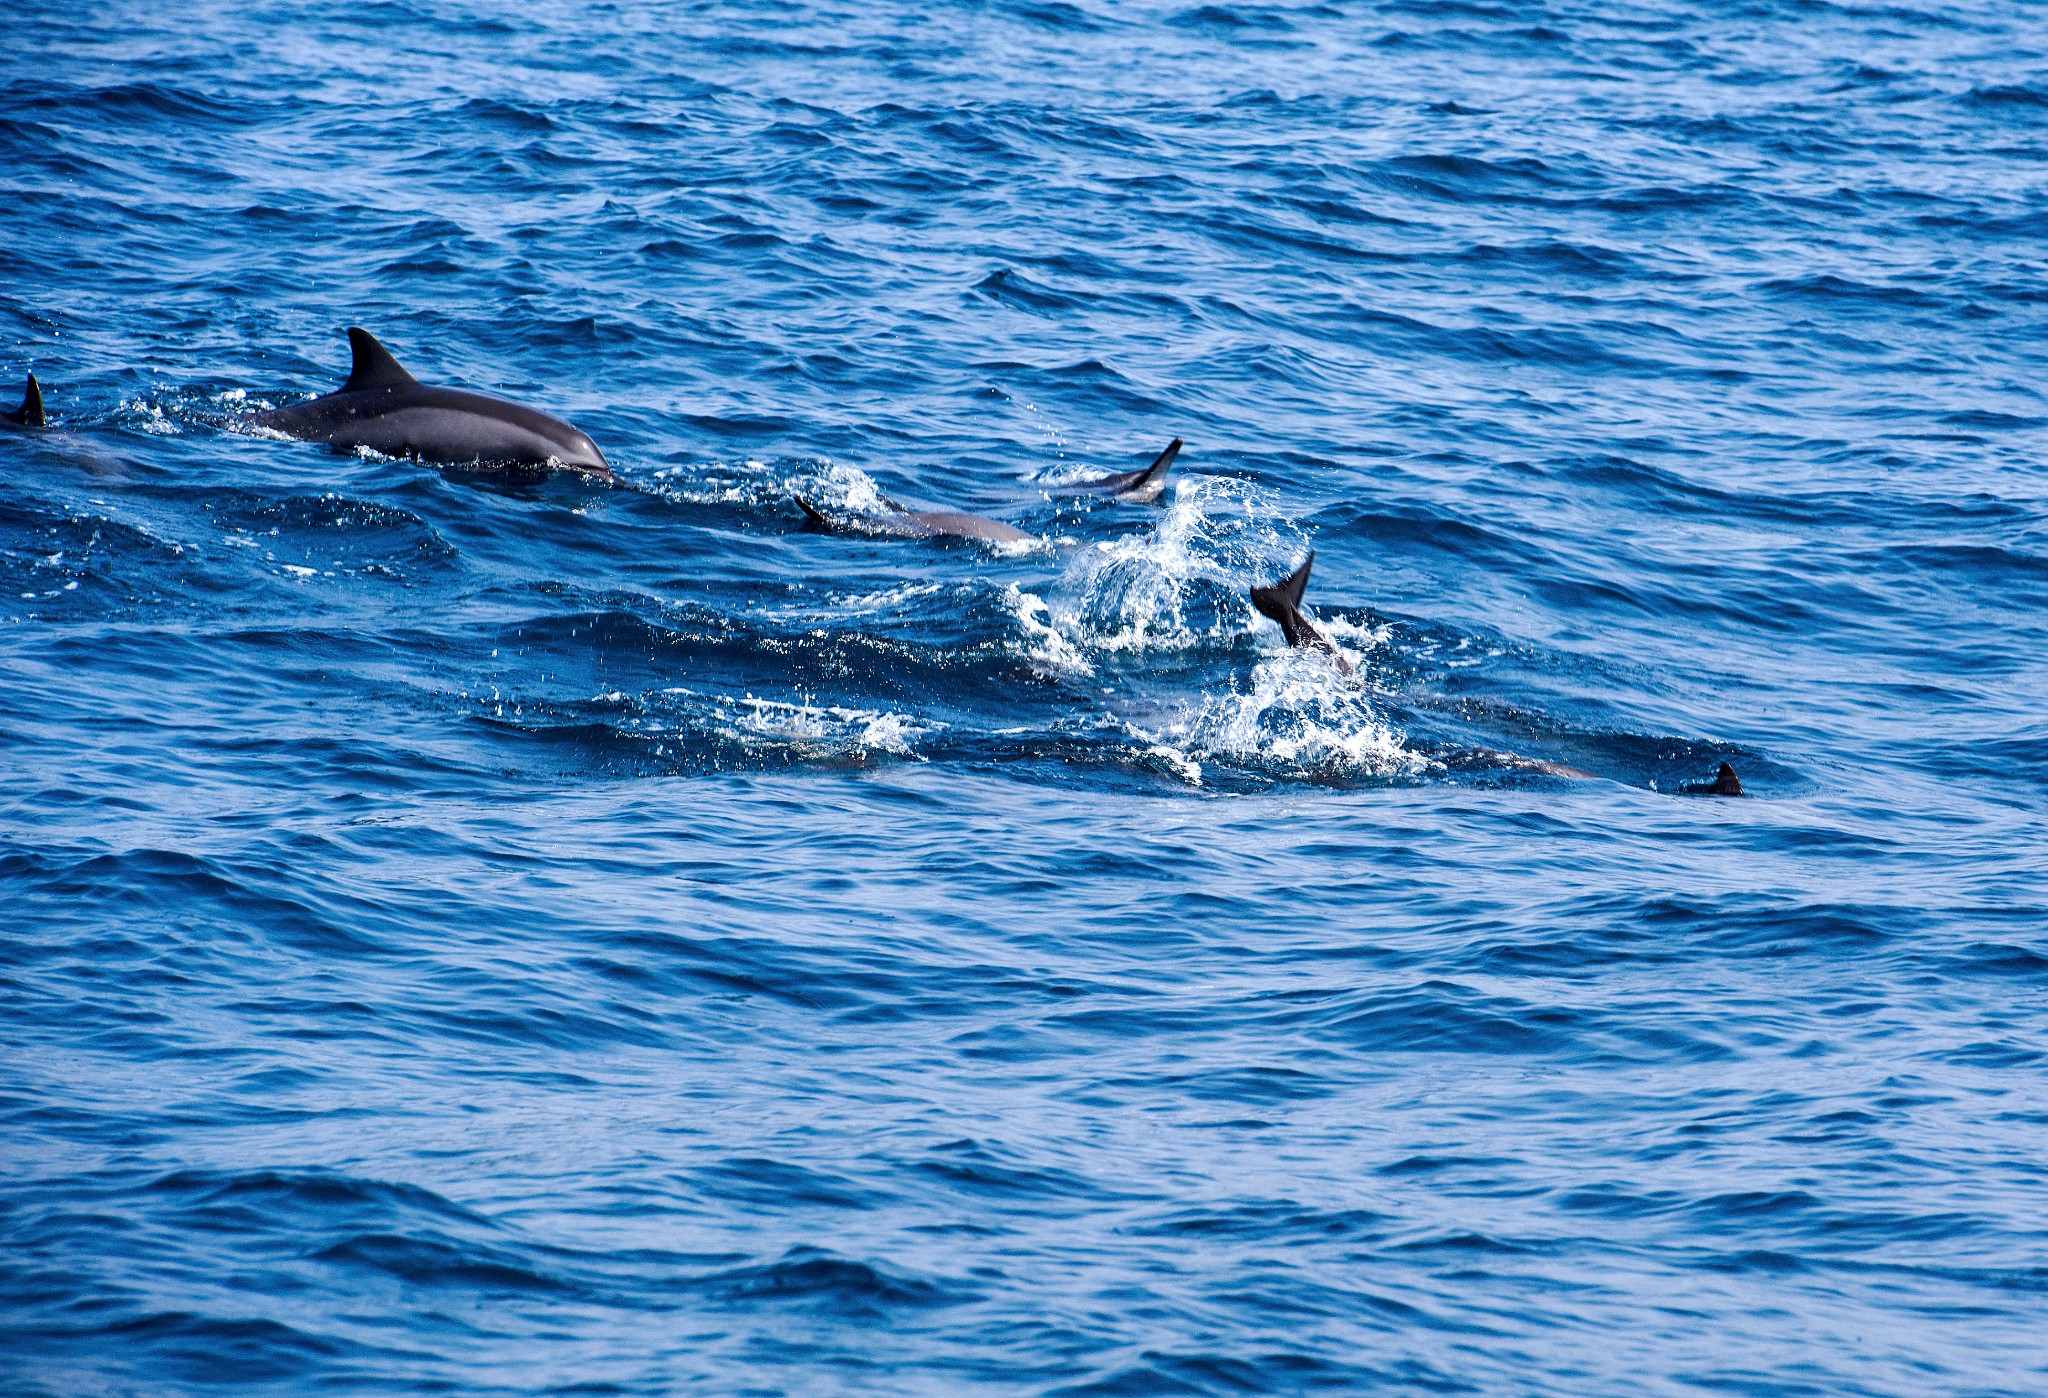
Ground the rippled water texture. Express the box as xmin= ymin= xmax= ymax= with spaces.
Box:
xmin=6 ymin=1 xmax=2048 ymax=1393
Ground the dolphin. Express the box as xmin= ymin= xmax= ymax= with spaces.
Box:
xmin=5 ymin=373 xmax=45 ymax=428
xmin=1249 ymin=551 xmax=1354 ymax=676
xmin=1682 ymin=761 xmax=1743 ymax=796
xmin=1248 ymin=554 xmax=1619 ymax=779
xmin=240 ymin=328 xmax=609 ymax=478
xmin=1061 ymin=438 xmax=1180 ymax=503
xmin=795 ymin=494 xmax=1033 ymax=544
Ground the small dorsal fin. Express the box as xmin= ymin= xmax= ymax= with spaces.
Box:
xmin=1711 ymin=761 xmax=1742 ymax=796
xmin=794 ymin=496 xmax=833 ymax=529
xmin=14 ymin=373 xmax=45 ymax=427
xmin=340 ymin=327 xmax=418 ymax=393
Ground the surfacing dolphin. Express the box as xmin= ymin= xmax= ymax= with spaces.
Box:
xmin=794 ymin=436 xmax=1181 ymax=541
xmin=1249 ymin=551 xmax=1354 ymax=677
xmin=1249 ymin=552 xmax=1609 ymax=780
xmin=795 ymin=494 xmax=1034 ymax=544
xmin=240 ymin=328 xmax=609 ymax=479
xmin=5 ymin=374 xmax=45 ymax=428
xmin=1060 ymin=438 xmax=1181 ymax=503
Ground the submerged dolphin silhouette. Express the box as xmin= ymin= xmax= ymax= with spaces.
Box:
xmin=1682 ymin=761 xmax=1743 ymax=796
xmin=1249 ymin=551 xmax=1354 ymax=676
xmin=1061 ymin=438 xmax=1180 ymax=503
xmin=5 ymin=374 xmax=45 ymax=428
xmin=241 ymin=328 xmax=609 ymax=478
xmin=795 ymin=494 xmax=1033 ymax=543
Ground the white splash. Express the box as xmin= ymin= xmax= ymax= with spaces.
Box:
xmin=1041 ymin=474 xmax=1310 ymax=655
xmin=1128 ymin=652 xmax=1430 ymax=784
xmin=643 ymin=686 xmax=938 ymax=762
xmin=1007 ymin=585 xmax=1094 ymax=677
xmin=120 ymin=398 xmax=181 ymax=435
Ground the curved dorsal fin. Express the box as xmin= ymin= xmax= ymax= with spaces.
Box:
xmin=13 ymin=373 xmax=44 ymax=427
xmin=341 ymin=327 xmax=418 ymax=393
xmin=1135 ymin=436 xmax=1181 ymax=489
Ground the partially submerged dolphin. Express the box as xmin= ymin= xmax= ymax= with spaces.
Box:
xmin=1250 ymin=553 xmax=1604 ymax=777
xmin=5 ymin=374 xmax=45 ymax=428
xmin=1250 ymin=554 xmax=1751 ymax=791
xmin=1250 ymin=551 xmax=1354 ymax=676
xmin=240 ymin=328 xmax=609 ymax=478
xmin=796 ymin=495 xmax=1034 ymax=544
xmin=1060 ymin=438 xmax=1180 ymax=503
xmin=1682 ymin=761 xmax=1743 ymax=796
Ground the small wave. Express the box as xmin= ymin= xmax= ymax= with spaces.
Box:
xmin=625 ymin=685 xmax=939 ymax=764
xmin=652 ymin=455 xmax=893 ymax=519
xmin=118 ymin=385 xmax=286 ymax=437
xmin=974 ymin=267 xmax=1083 ymax=312
xmin=699 ymin=1248 xmax=974 ymax=1311
xmin=1963 ymin=84 xmax=2048 ymax=111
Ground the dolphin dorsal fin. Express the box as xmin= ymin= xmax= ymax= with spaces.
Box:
xmin=14 ymin=373 xmax=44 ymax=427
xmin=341 ymin=328 xmax=418 ymax=393
xmin=1138 ymin=437 xmax=1181 ymax=487
xmin=1711 ymin=761 xmax=1742 ymax=796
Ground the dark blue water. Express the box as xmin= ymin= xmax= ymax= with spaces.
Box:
xmin=6 ymin=1 xmax=2047 ymax=1392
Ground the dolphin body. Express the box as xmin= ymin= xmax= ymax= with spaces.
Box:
xmin=240 ymin=328 xmax=609 ymax=478
xmin=796 ymin=495 xmax=1033 ymax=543
xmin=5 ymin=374 xmax=45 ymax=428
xmin=1249 ymin=551 xmax=1354 ymax=677
xmin=1060 ymin=438 xmax=1180 ymax=503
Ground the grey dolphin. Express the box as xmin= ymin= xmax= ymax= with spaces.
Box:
xmin=240 ymin=328 xmax=609 ymax=478
xmin=1682 ymin=761 xmax=1743 ymax=796
xmin=795 ymin=494 xmax=1033 ymax=544
xmin=5 ymin=374 xmax=45 ymax=428
xmin=1062 ymin=438 xmax=1180 ymax=503
xmin=1249 ymin=551 xmax=1354 ymax=677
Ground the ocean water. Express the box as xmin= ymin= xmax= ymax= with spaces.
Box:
xmin=4 ymin=0 xmax=2047 ymax=1392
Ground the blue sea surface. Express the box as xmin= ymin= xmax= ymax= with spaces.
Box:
xmin=5 ymin=1 xmax=2047 ymax=1393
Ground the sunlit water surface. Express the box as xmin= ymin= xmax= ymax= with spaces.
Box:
xmin=4 ymin=1 xmax=2047 ymax=1393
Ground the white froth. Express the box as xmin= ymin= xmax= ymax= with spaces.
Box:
xmin=1007 ymin=585 xmax=1094 ymax=677
xmin=1124 ymin=654 xmax=1429 ymax=785
xmin=638 ymin=686 xmax=936 ymax=762
xmin=1042 ymin=474 xmax=1309 ymax=654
